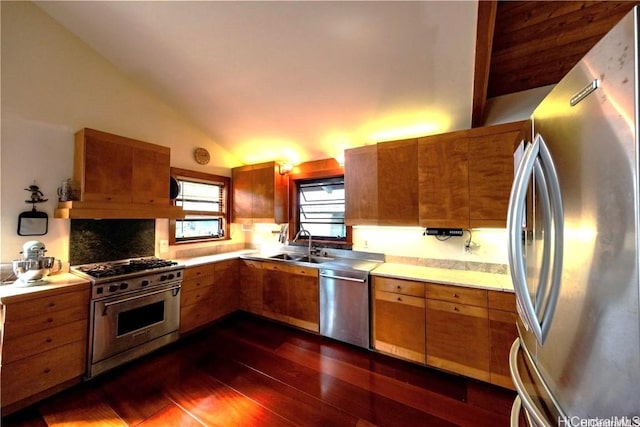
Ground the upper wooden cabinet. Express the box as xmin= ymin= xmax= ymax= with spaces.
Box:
xmin=418 ymin=130 xmax=470 ymax=228
xmin=232 ymin=161 xmax=288 ymax=224
xmin=75 ymin=128 xmax=170 ymax=204
xmin=345 ymin=139 xmax=418 ymax=226
xmin=378 ymin=139 xmax=419 ymax=225
xmin=345 ymin=121 xmax=528 ymax=228
xmin=55 ymin=128 xmax=182 ymax=219
xmin=345 ymin=145 xmax=378 ymax=226
xmin=467 ymin=121 xmax=530 ymax=228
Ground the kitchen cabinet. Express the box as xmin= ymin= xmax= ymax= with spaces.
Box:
xmin=74 ymin=128 xmax=170 ymax=204
xmin=261 ymin=261 xmax=319 ymax=332
xmin=377 ymin=139 xmax=419 ymax=225
xmin=488 ymin=291 xmax=518 ymax=389
xmin=287 ymin=264 xmax=319 ymax=332
xmin=262 ymin=262 xmax=290 ymax=323
xmin=211 ymin=259 xmax=239 ymax=320
xmin=344 ymin=145 xmax=378 ymax=225
xmin=180 ymin=263 xmax=216 ymax=333
xmin=418 ymin=130 xmax=471 ymax=228
xmin=373 ymin=277 xmax=426 ymax=364
xmin=1 ymin=286 xmax=90 ymax=414
xmin=180 ymin=260 xmax=239 ymax=334
xmin=468 ymin=121 xmax=529 ymax=228
xmin=239 ymin=259 xmax=263 ymax=314
xmin=232 ymin=161 xmax=288 ymax=224
xmin=425 ymin=283 xmax=490 ymax=382
xmin=55 ymin=128 xmax=182 ymax=219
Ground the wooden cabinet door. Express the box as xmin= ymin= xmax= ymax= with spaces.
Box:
xmin=345 ymin=145 xmax=378 ymax=225
xmin=212 ymin=259 xmax=239 ymax=320
xmin=232 ymin=167 xmax=253 ymax=222
xmin=131 ymin=145 xmax=170 ymax=205
xmin=426 ymin=299 xmax=490 ymax=381
xmin=488 ymin=291 xmax=518 ymax=389
xmin=468 ymin=121 xmax=527 ymax=228
xmin=77 ymin=133 xmax=133 ymax=203
xmin=377 ymin=139 xmax=419 ymax=225
xmin=373 ymin=288 xmax=426 ymax=364
xmin=239 ymin=260 xmax=263 ymax=313
xmin=287 ymin=265 xmax=319 ymax=332
xmin=251 ymin=163 xmax=276 ymax=222
xmin=418 ymin=131 xmax=470 ymax=228
xmin=262 ymin=263 xmax=289 ymax=322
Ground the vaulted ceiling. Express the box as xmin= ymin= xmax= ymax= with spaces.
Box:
xmin=35 ymin=1 xmax=639 ymax=165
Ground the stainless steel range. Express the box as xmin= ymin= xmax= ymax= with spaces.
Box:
xmin=71 ymin=258 xmax=183 ymax=379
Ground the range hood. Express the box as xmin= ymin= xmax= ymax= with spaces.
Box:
xmin=54 ymin=201 xmax=184 ymax=219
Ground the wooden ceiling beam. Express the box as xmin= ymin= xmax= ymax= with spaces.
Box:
xmin=471 ymin=0 xmax=498 ymax=128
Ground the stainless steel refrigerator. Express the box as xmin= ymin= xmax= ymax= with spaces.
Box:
xmin=507 ymin=6 xmax=640 ymax=426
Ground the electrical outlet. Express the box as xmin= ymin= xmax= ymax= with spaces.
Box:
xmin=159 ymin=240 xmax=169 ymax=253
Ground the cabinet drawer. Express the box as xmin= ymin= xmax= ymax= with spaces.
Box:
xmin=374 ymin=277 xmax=424 ymax=297
xmin=4 ymin=289 xmax=89 ymax=322
xmin=183 ymin=263 xmax=215 ymax=281
xmin=214 ymin=259 xmax=238 ymax=273
xmin=375 ymin=290 xmax=425 ymax=308
xmin=262 ymin=262 xmax=291 ymax=273
xmin=181 ymin=276 xmax=214 ymax=293
xmin=426 ymin=299 xmax=487 ymax=319
xmin=3 ymin=305 xmax=89 ymax=340
xmin=488 ymin=290 xmax=516 ymax=312
xmin=181 ymin=286 xmax=215 ymax=307
xmin=1 ymin=340 xmax=86 ymax=407
xmin=425 ymin=283 xmax=487 ymax=307
xmin=288 ymin=265 xmax=318 ymax=277
xmin=180 ymin=301 xmax=213 ymax=333
xmin=2 ymin=319 xmax=88 ymax=364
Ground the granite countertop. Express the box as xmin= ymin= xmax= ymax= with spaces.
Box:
xmin=372 ymin=262 xmax=514 ymax=292
xmin=0 ymin=273 xmax=90 ymax=303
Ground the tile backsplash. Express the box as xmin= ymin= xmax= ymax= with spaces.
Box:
xmin=69 ymin=219 xmax=155 ymax=265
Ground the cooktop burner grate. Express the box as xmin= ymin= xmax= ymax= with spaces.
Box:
xmin=75 ymin=258 xmax=179 ymax=278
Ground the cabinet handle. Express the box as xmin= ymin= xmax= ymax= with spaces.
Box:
xmin=452 ymin=293 xmax=459 ymax=298
xmin=45 ymin=337 xmax=52 ymax=343
xmin=397 ymin=285 xmax=401 ymax=290
xmin=46 ymin=317 xmax=54 ymax=323
xmin=43 ymin=368 xmax=51 ymax=374
xmin=453 ymin=306 xmax=459 ymax=312
xmin=397 ymin=297 xmax=402 ymax=302
xmin=48 ymin=302 xmax=56 ymax=307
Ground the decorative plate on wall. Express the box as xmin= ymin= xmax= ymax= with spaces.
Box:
xmin=194 ymin=147 xmax=210 ymax=165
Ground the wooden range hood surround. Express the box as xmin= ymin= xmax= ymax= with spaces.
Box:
xmin=54 ymin=128 xmax=183 ymax=219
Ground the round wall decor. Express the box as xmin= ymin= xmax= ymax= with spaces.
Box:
xmin=194 ymin=147 xmax=210 ymax=165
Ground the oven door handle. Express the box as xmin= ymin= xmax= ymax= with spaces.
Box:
xmin=101 ymin=285 xmax=181 ymax=316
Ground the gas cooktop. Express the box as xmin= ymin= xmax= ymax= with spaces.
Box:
xmin=72 ymin=257 xmax=180 ymax=279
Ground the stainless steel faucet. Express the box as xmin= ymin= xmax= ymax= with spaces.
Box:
xmin=293 ymin=228 xmax=312 ymax=257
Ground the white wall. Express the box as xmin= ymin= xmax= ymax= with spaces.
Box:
xmin=1 ymin=1 xmax=242 ymax=263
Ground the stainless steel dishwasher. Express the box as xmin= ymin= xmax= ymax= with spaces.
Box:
xmin=319 ymin=267 xmax=372 ymax=348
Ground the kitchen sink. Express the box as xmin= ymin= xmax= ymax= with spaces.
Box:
xmin=268 ymin=253 xmax=334 ymax=264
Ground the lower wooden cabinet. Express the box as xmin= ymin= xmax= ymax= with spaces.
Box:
xmin=239 ymin=259 xmax=263 ymax=313
xmin=180 ymin=260 xmax=239 ymax=334
xmin=373 ymin=277 xmax=426 ymax=363
xmin=371 ymin=276 xmax=517 ymax=389
xmin=261 ymin=261 xmax=319 ymax=332
xmin=1 ymin=286 xmax=90 ymax=413
xmin=488 ymin=291 xmax=518 ymax=390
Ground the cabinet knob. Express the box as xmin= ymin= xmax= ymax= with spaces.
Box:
xmin=43 ymin=368 xmax=51 ymax=374
xmin=48 ymin=302 xmax=56 ymax=307
xmin=397 ymin=285 xmax=401 ymax=290
xmin=452 ymin=293 xmax=459 ymax=298
xmin=45 ymin=337 xmax=53 ymax=343
xmin=397 ymin=297 xmax=402 ymax=302
xmin=46 ymin=317 xmax=54 ymax=323
xmin=453 ymin=306 xmax=459 ymax=311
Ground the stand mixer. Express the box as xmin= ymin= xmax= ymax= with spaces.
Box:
xmin=12 ymin=240 xmax=61 ymax=286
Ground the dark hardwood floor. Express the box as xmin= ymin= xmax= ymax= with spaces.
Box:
xmin=2 ymin=313 xmax=515 ymax=427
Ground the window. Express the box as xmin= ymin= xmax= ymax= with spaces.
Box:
xmin=170 ymin=168 xmax=230 ymax=244
xmin=296 ymin=177 xmax=345 ymax=240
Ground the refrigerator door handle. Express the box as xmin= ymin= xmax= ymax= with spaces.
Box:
xmin=508 ymin=139 xmax=539 ymax=335
xmin=537 ymin=135 xmax=564 ymax=339
xmin=509 ymin=339 xmax=552 ymax=427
